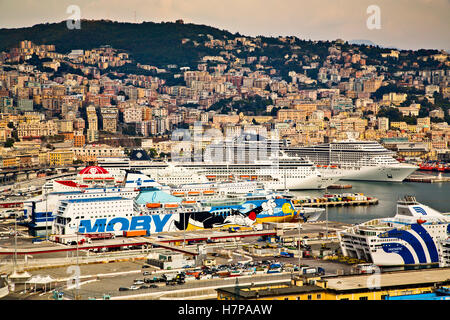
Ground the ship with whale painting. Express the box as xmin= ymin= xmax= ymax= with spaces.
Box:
xmin=52 ymin=188 xmax=321 ymax=236
xmin=27 ymin=166 xmax=281 ymax=235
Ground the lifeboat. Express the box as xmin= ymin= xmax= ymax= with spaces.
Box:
xmin=203 ymin=190 xmax=215 ymax=195
xmin=172 ymin=192 xmax=185 ymax=197
xmin=206 ymin=175 xmax=216 ymax=179
xmin=417 ymin=219 xmax=427 ymax=224
xmin=251 ymin=176 xmax=258 ymax=180
xmin=164 ymin=203 xmax=179 ymax=208
xmin=188 ymin=191 xmax=200 ymax=196
xmin=182 ymin=200 xmax=197 ymax=205
xmin=330 ymin=165 xmax=337 ymax=168
xmin=316 ymin=165 xmax=322 ymax=168
xmin=146 ymin=203 xmax=161 ymax=208
xmin=240 ymin=175 xmax=250 ymax=179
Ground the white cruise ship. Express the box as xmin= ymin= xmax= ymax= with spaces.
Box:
xmin=283 ymin=139 xmax=418 ymax=182
xmin=98 ymin=152 xmax=339 ymax=190
xmin=338 ymin=196 xmax=450 ymax=266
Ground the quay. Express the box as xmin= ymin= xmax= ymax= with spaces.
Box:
xmin=294 ymin=198 xmax=378 ymax=208
xmin=0 ymin=230 xmax=278 ymax=257
xmin=405 ymin=174 xmax=450 ymax=183
xmin=327 ymin=184 xmax=352 ymax=189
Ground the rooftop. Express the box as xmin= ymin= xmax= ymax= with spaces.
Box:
xmin=325 ymin=267 xmax=450 ymax=292
xmin=216 ymin=281 xmax=324 ymax=299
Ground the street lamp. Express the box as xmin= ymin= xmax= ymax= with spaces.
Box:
xmin=297 ymin=218 xmax=302 ymax=276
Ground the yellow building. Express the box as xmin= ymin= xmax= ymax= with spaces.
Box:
xmin=278 ymin=109 xmax=308 ymax=122
xmin=382 ymin=92 xmax=407 ymax=105
xmin=1 ymin=157 xmax=18 ymax=168
xmin=49 ymin=149 xmax=74 ymax=166
xmin=390 ymin=121 xmax=408 ymax=130
xmin=217 ymin=268 xmax=450 ymax=301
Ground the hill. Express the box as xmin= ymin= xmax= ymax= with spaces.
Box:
xmin=0 ymin=20 xmax=234 ymax=68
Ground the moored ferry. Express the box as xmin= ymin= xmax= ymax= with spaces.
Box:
xmin=53 ymin=192 xmax=310 ymax=236
xmin=338 ymin=196 xmax=450 ymax=266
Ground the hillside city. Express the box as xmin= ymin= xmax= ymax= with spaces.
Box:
xmin=0 ymin=22 xmax=450 ymax=169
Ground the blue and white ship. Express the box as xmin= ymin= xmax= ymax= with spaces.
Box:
xmin=23 ymin=171 xmax=163 ymax=237
xmin=338 ymin=196 xmax=450 ymax=266
xmin=53 ymin=191 xmax=307 ymax=236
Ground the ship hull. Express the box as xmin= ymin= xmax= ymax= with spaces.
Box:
xmin=320 ymin=165 xmax=418 ymax=182
xmin=264 ymin=175 xmax=340 ymax=190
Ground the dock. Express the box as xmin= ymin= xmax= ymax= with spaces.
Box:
xmin=405 ymin=174 xmax=450 ymax=183
xmin=327 ymin=184 xmax=352 ymax=189
xmin=294 ymin=198 xmax=378 ymax=208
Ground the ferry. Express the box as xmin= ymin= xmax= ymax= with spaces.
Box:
xmin=53 ymin=192 xmax=309 ymax=236
xmin=24 ymin=171 xmax=164 ymax=237
xmin=338 ymin=196 xmax=450 ymax=266
xmin=169 ymin=180 xmax=266 ymax=201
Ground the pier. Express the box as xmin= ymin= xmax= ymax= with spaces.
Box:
xmin=405 ymin=174 xmax=450 ymax=183
xmin=294 ymin=198 xmax=378 ymax=208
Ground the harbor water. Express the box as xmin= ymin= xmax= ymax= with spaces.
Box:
xmin=292 ymin=172 xmax=450 ymax=225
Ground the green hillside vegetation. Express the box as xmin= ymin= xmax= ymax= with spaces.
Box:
xmin=0 ymin=20 xmax=234 ymax=68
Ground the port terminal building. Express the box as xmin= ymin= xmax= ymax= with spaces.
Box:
xmin=216 ymin=267 xmax=450 ymax=300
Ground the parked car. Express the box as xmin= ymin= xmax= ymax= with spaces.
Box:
xmin=133 ymin=280 xmax=144 ymax=285
xmin=129 ymin=285 xmax=139 ymax=290
xmin=143 ymin=271 xmax=151 ymax=276
xmin=118 ymin=287 xmax=129 ymax=291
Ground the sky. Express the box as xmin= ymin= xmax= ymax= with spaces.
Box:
xmin=1 ymin=0 xmax=449 ymax=51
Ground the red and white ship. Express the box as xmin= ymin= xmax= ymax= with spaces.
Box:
xmin=42 ymin=166 xmax=118 ymax=193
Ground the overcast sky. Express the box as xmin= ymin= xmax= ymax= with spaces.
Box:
xmin=1 ymin=0 xmax=449 ymax=51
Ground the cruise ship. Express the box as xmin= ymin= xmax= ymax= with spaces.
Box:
xmin=283 ymin=139 xmax=418 ymax=182
xmin=98 ymin=152 xmax=339 ymax=190
xmin=338 ymin=196 xmax=450 ymax=266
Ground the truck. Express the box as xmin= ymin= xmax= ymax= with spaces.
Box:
xmin=164 ymin=273 xmax=185 ymax=285
xmin=55 ymin=234 xmax=92 ymax=245
xmin=267 ymin=263 xmax=282 ymax=274
xmin=355 ymin=264 xmax=378 ymax=274
xmin=144 ymin=276 xmax=164 ymax=284
xmin=280 ymin=251 xmax=294 ymax=258
xmin=300 ymin=267 xmax=325 ymax=275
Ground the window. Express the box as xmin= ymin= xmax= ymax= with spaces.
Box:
xmin=307 ymin=295 xmax=312 ymax=300
xmin=359 ymin=296 xmax=368 ymax=300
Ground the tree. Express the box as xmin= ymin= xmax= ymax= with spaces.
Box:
xmin=148 ymin=148 xmax=158 ymax=158
xmin=4 ymin=138 xmax=14 ymax=148
xmin=377 ymin=107 xmax=403 ymax=122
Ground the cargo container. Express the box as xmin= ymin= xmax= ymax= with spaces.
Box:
xmin=84 ymin=232 xmax=115 ymax=240
xmin=123 ymin=230 xmax=148 ymax=237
